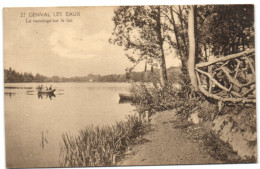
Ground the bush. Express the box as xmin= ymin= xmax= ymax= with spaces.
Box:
xmin=221 ymin=104 xmax=256 ymax=133
xmin=130 ymin=82 xmax=214 ymax=121
xmin=202 ymin=131 xmax=256 ymax=163
xmin=130 ymin=82 xmax=180 ymax=116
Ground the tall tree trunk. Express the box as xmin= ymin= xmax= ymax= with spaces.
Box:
xmin=242 ymin=25 xmax=245 ymax=51
xmin=178 ymin=6 xmax=188 ymax=56
xmin=204 ymin=44 xmax=208 ymax=59
xmin=151 ymin=65 xmax=154 ymax=73
xmin=156 ymin=6 xmax=168 ymax=87
xmin=170 ymin=6 xmax=189 ymax=85
xmin=159 ymin=51 xmax=168 ymax=87
xmin=194 ymin=6 xmax=199 ymax=63
xmin=144 ymin=60 xmax=147 ymax=72
xmin=170 ymin=6 xmax=182 ymax=57
xmin=242 ymin=35 xmax=245 ymax=51
xmin=144 ymin=60 xmax=148 ymax=81
xmin=188 ymin=5 xmax=198 ymax=90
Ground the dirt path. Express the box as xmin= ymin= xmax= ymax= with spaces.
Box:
xmin=118 ymin=110 xmax=221 ymax=166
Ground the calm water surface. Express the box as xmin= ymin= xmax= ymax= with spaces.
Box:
xmin=5 ymin=82 xmax=134 ymax=168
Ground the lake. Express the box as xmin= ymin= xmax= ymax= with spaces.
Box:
xmin=4 ymin=82 xmax=134 ymax=168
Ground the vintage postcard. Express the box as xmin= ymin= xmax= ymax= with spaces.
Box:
xmin=4 ymin=5 xmax=256 ymax=168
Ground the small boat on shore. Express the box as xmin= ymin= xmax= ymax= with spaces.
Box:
xmin=119 ymin=93 xmax=133 ymax=102
xmin=37 ymin=89 xmax=56 ymax=94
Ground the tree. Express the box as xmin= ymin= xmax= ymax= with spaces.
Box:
xmin=167 ymin=5 xmax=254 ymax=90
xmin=110 ymin=6 xmax=168 ymax=86
xmin=155 ymin=6 xmax=168 ymax=86
xmin=187 ymin=5 xmax=198 ymax=90
xmin=195 ymin=5 xmax=254 ymax=59
xmin=23 ymin=72 xmax=34 ymax=82
xmin=163 ymin=5 xmax=190 ymax=84
xmin=110 ymin=5 xmax=254 ymax=91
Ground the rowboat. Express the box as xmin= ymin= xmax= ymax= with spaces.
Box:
xmin=119 ymin=93 xmax=133 ymax=101
xmin=37 ymin=89 xmax=56 ymax=93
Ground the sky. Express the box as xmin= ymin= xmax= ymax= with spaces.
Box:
xmin=4 ymin=6 xmax=181 ymax=77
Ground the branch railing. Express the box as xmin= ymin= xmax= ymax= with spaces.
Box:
xmin=195 ymin=49 xmax=255 ymax=103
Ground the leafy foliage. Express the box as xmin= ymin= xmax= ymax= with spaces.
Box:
xmin=130 ymin=82 xmax=180 ymax=116
xmin=4 ymin=67 xmax=40 ymax=82
xmin=111 ymin=6 xmax=163 ymax=64
xmin=4 ymin=67 xmax=182 ymax=83
xmin=196 ymin=5 xmax=254 ymax=59
xmin=60 ymin=115 xmax=147 ymax=167
xmin=202 ymin=131 xmax=256 ymax=163
xmin=221 ymin=104 xmax=256 ymax=133
xmin=130 ymin=80 xmax=211 ymax=119
xmin=110 ymin=6 xmax=170 ymax=86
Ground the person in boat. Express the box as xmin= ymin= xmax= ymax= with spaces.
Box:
xmin=37 ymin=85 xmax=43 ymax=91
xmin=49 ymin=85 xmax=52 ymax=90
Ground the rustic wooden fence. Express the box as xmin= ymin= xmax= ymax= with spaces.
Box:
xmin=195 ymin=49 xmax=255 ymax=104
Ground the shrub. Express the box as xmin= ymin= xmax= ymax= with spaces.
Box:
xmin=221 ymin=104 xmax=256 ymax=133
xmin=130 ymin=81 xmax=180 ymax=116
xmin=130 ymin=81 xmax=213 ymax=121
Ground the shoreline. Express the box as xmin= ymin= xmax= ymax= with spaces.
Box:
xmin=59 ymin=114 xmax=149 ymax=167
xmin=117 ymin=109 xmax=257 ymax=166
xmin=59 ymin=106 xmax=257 ymax=167
xmin=117 ymin=110 xmax=221 ymax=166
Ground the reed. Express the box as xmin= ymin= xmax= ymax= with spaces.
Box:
xmin=59 ymin=115 xmax=145 ymax=167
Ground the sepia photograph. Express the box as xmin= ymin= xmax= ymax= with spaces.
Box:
xmin=3 ymin=3 xmax=257 ymax=168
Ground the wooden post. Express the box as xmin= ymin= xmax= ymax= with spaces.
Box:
xmin=138 ymin=112 xmax=142 ymax=123
xmin=218 ymin=101 xmax=223 ymax=112
xmin=208 ymin=55 xmax=214 ymax=93
xmin=112 ymin=154 xmax=116 ymax=165
xmin=145 ymin=111 xmax=149 ymax=122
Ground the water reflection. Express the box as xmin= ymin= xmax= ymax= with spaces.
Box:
xmin=5 ymin=82 xmax=133 ymax=167
xmin=38 ymin=93 xmax=56 ymax=100
xmin=4 ymin=92 xmax=16 ymax=98
xmin=5 ymin=86 xmax=33 ymax=89
xmin=26 ymin=91 xmax=34 ymax=95
xmin=119 ymin=99 xmax=132 ymax=104
xmin=5 ymin=85 xmax=61 ymax=100
xmin=40 ymin=130 xmax=49 ymax=149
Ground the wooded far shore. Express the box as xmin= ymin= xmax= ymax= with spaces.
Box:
xmin=4 ymin=67 xmax=182 ymax=83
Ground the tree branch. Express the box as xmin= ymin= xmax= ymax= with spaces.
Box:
xmin=195 ymin=68 xmax=242 ymax=97
xmin=196 ymin=49 xmax=255 ymax=68
xmin=198 ymin=85 xmax=256 ymax=103
xmin=196 ymin=68 xmax=230 ymax=92
xmin=234 ymin=59 xmax=240 ymax=79
xmin=221 ymin=67 xmax=255 ymax=88
xmin=242 ymin=86 xmax=256 ymax=97
xmin=246 ymin=57 xmax=255 ymax=75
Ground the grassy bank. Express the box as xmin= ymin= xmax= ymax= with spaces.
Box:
xmin=60 ymin=82 xmax=256 ymax=166
xmin=176 ymin=120 xmax=257 ymax=163
xmin=59 ymin=115 xmax=147 ymax=167
xmin=131 ymin=82 xmax=257 ymax=163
